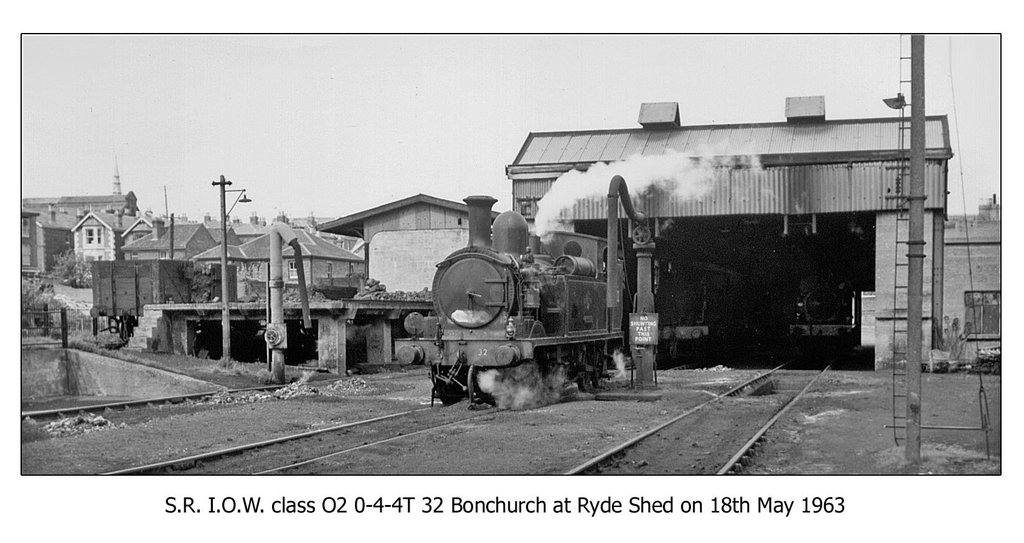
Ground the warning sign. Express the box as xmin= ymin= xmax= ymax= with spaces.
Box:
xmin=629 ymin=313 xmax=659 ymax=345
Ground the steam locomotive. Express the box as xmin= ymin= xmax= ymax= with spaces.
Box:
xmin=395 ymin=193 xmax=637 ymax=406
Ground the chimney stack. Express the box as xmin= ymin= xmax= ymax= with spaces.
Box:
xmin=76 ymin=208 xmax=84 ymax=219
xmin=152 ymin=217 xmax=166 ymax=241
xmin=48 ymin=204 xmax=56 ymax=222
xmin=464 ymin=195 xmax=497 ymax=249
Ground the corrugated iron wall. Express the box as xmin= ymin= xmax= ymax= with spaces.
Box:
xmin=515 ymin=161 xmax=946 ymax=220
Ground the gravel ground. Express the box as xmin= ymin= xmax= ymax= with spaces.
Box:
xmin=21 ymin=364 xmax=1000 ymax=475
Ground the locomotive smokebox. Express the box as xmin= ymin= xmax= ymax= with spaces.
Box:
xmin=464 ymin=195 xmax=498 ymax=249
xmin=492 ymin=210 xmax=529 ymax=256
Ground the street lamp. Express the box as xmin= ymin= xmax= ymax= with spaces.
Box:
xmin=211 ymin=175 xmax=251 ymax=363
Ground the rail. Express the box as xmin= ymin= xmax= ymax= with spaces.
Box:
xmin=717 ymin=365 xmax=831 ymax=474
xmin=565 ymin=362 xmax=791 ymax=475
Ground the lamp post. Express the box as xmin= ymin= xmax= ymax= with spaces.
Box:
xmin=211 ymin=175 xmax=250 ymax=362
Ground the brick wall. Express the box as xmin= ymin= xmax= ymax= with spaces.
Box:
xmin=873 ymin=210 xmax=938 ymax=369
xmin=941 ymin=217 xmax=1000 ymax=360
xmin=369 ymin=229 xmax=468 ymax=291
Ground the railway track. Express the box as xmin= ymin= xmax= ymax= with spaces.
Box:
xmin=21 ymin=384 xmax=290 ymax=421
xmin=102 ymin=407 xmax=439 ymax=475
xmin=565 ymin=363 xmax=829 ymax=475
xmin=717 ymin=365 xmax=831 ymax=474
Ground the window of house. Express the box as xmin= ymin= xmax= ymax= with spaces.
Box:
xmin=326 ymin=263 xmax=333 ymax=279
xmin=965 ymin=291 xmax=1000 ymax=336
xmin=84 ymin=227 xmax=101 ymax=246
xmin=288 ymin=260 xmax=298 ymax=279
xmin=22 ymin=218 xmax=31 ymax=238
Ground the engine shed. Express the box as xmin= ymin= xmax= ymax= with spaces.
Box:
xmin=505 ymin=99 xmax=952 ymax=370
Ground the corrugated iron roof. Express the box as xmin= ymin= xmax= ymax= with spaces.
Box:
xmin=510 ymin=116 xmax=951 ymax=168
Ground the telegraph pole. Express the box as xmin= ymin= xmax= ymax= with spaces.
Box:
xmin=905 ymin=34 xmax=926 ymax=464
xmin=213 ymin=175 xmax=232 ymax=362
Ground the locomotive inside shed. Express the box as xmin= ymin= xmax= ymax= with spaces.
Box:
xmin=573 ymin=211 xmax=876 ymax=369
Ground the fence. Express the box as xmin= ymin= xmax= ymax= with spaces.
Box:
xmin=21 ymin=305 xmax=68 ymax=348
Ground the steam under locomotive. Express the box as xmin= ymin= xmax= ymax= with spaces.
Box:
xmin=395 ymin=194 xmax=633 ymax=405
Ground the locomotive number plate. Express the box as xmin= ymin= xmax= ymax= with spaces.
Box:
xmin=629 ymin=313 xmax=659 ymax=345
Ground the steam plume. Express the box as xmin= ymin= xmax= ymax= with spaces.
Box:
xmin=611 ymin=349 xmax=628 ymax=380
xmin=477 ymin=364 xmax=566 ymax=410
xmin=533 ymin=149 xmax=763 ymax=238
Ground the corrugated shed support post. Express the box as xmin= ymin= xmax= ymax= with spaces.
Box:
xmin=905 ymin=34 xmax=926 ymax=465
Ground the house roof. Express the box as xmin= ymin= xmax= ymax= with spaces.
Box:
xmin=507 ymin=115 xmax=953 ymax=172
xmin=24 ymin=192 xmax=135 ymax=209
xmin=232 ymin=223 xmax=271 ymax=236
xmin=72 ymin=211 xmax=130 ymax=233
xmin=202 ymin=221 xmax=241 ymax=244
xmin=31 ymin=210 xmax=81 ymax=230
xmin=122 ymin=217 xmax=154 ymax=237
xmin=123 ymin=223 xmax=205 ymax=252
xmin=193 ymin=228 xmax=363 ymax=263
xmin=318 ymin=193 xmax=499 ymax=237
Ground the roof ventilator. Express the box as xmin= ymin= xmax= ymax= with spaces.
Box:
xmin=785 ymin=96 xmax=826 ymax=123
xmin=638 ymin=102 xmax=681 ymax=129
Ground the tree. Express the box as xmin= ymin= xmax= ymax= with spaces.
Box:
xmin=52 ymin=250 xmax=92 ymax=288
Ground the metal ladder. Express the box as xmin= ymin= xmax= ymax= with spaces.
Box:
xmin=888 ymin=36 xmax=914 ymax=445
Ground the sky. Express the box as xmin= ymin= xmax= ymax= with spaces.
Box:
xmin=21 ymin=34 xmax=1000 ymax=222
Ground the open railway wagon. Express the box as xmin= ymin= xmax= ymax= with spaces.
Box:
xmin=91 ymin=260 xmax=234 ymax=342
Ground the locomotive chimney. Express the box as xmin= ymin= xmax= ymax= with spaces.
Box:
xmin=464 ymin=195 xmax=497 ymax=249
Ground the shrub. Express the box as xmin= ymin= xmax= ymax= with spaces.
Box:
xmin=53 ymin=251 xmax=92 ymax=289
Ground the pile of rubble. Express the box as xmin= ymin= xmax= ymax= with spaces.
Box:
xmin=273 ymin=383 xmax=320 ymax=399
xmin=322 ymin=377 xmax=370 ymax=394
xmin=974 ymin=347 xmax=1001 ymax=374
xmin=694 ymin=365 xmax=731 ymax=373
xmin=190 ymin=389 xmax=277 ymax=406
xmin=43 ymin=413 xmax=125 ymax=437
xmin=353 ymin=279 xmax=431 ymax=302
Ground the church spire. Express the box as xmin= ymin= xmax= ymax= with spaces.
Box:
xmin=112 ymin=153 xmax=122 ymax=195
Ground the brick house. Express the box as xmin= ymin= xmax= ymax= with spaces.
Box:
xmin=71 ymin=211 xmax=129 ymax=261
xmin=121 ymin=216 xmax=154 ymax=245
xmin=941 ymin=197 xmax=1000 ymax=360
xmin=192 ymin=227 xmax=364 ymax=300
xmin=122 ymin=219 xmax=220 ymax=261
xmin=23 ymin=192 xmax=139 ymax=218
xmin=21 ymin=210 xmax=40 ymax=273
